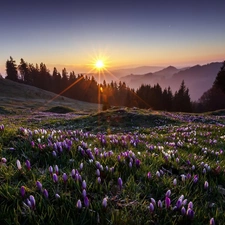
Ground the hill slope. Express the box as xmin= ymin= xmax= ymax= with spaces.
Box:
xmin=0 ymin=77 xmax=99 ymax=115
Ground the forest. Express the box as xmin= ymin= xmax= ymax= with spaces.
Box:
xmin=4 ymin=57 xmax=225 ymax=112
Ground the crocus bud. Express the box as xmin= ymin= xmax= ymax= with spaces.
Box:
xmin=147 ymin=172 xmax=151 ymax=179
xmin=53 ymin=173 xmax=58 ymax=183
xmin=20 ymin=186 xmax=26 ymax=197
xmin=1 ymin=158 xmax=7 ymax=163
xmin=84 ymin=196 xmax=89 ymax=208
xmin=43 ymin=189 xmax=48 ymax=198
xmin=80 ymin=163 xmax=83 ymax=170
xmin=165 ymin=197 xmax=171 ymax=209
xmin=17 ymin=160 xmax=22 ymax=170
xmin=210 ymin=217 xmax=215 ymax=225
xmin=54 ymin=165 xmax=59 ymax=175
xmin=181 ymin=206 xmax=186 ymax=215
xmin=156 ymin=171 xmax=160 ymax=177
xmin=96 ymin=169 xmax=100 ymax=177
xmin=188 ymin=201 xmax=193 ymax=209
xmin=149 ymin=203 xmax=154 ymax=213
xmin=186 ymin=208 xmax=194 ymax=220
xmin=55 ymin=193 xmax=60 ymax=199
xmin=97 ymin=177 xmax=101 ymax=184
xmin=49 ymin=166 xmax=53 ymax=175
xmin=166 ymin=190 xmax=171 ymax=197
xmin=204 ymin=181 xmax=209 ymax=190
xmin=118 ymin=177 xmax=123 ymax=190
xmin=77 ymin=199 xmax=82 ymax=209
xmin=157 ymin=200 xmax=162 ymax=209
xmin=82 ymin=180 xmax=87 ymax=189
xmin=176 ymin=198 xmax=182 ymax=209
xmin=151 ymin=198 xmax=156 ymax=206
xmin=36 ymin=181 xmax=42 ymax=191
xmin=82 ymin=189 xmax=86 ymax=198
xmin=62 ymin=173 xmax=68 ymax=183
xmin=29 ymin=195 xmax=36 ymax=210
xmin=102 ymin=197 xmax=107 ymax=208
xmin=25 ymin=160 xmax=31 ymax=170
xmin=173 ymin=178 xmax=177 ymax=186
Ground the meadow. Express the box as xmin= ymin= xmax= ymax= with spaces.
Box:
xmin=0 ymin=106 xmax=225 ymax=225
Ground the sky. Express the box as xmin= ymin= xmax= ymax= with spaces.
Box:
xmin=0 ymin=0 xmax=225 ymax=75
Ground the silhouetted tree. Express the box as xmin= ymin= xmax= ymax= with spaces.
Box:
xmin=18 ymin=58 xmax=32 ymax=84
xmin=173 ymin=80 xmax=192 ymax=112
xmin=5 ymin=56 xmax=18 ymax=81
xmin=213 ymin=61 xmax=225 ymax=93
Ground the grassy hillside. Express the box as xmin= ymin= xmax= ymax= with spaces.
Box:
xmin=0 ymin=77 xmax=99 ymax=115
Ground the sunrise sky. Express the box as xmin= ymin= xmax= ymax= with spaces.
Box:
xmin=0 ymin=0 xmax=225 ymax=75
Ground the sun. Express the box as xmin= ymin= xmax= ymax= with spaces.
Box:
xmin=95 ymin=60 xmax=104 ymax=69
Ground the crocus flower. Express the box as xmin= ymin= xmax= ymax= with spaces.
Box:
xmin=43 ymin=189 xmax=48 ymax=198
xmin=1 ymin=158 xmax=7 ymax=163
xmin=186 ymin=208 xmax=194 ymax=220
xmin=20 ymin=186 xmax=26 ymax=197
xmin=210 ymin=217 xmax=215 ymax=225
xmin=82 ymin=189 xmax=86 ymax=198
xmin=36 ymin=181 xmax=42 ymax=191
xmin=188 ymin=201 xmax=193 ymax=209
xmin=157 ymin=200 xmax=162 ymax=209
xmin=80 ymin=163 xmax=83 ymax=170
xmin=181 ymin=206 xmax=186 ymax=215
xmin=165 ymin=197 xmax=171 ymax=209
xmin=77 ymin=199 xmax=82 ymax=209
xmin=151 ymin=198 xmax=156 ymax=206
xmin=55 ymin=193 xmax=60 ymax=199
xmin=49 ymin=166 xmax=53 ymax=175
xmin=147 ymin=172 xmax=151 ymax=179
xmin=84 ymin=196 xmax=89 ymax=208
xmin=173 ymin=178 xmax=177 ymax=186
xmin=96 ymin=169 xmax=100 ymax=177
xmin=166 ymin=190 xmax=171 ymax=197
xmin=176 ymin=198 xmax=182 ymax=209
xmin=149 ymin=203 xmax=154 ymax=213
xmin=156 ymin=171 xmax=160 ymax=177
xmin=29 ymin=195 xmax=36 ymax=210
xmin=25 ymin=160 xmax=31 ymax=170
xmin=193 ymin=175 xmax=198 ymax=183
xmin=54 ymin=165 xmax=59 ymax=175
xmin=16 ymin=160 xmax=22 ymax=170
xmin=62 ymin=173 xmax=68 ymax=183
xmin=118 ymin=177 xmax=123 ymax=190
xmin=102 ymin=197 xmax=107 ymax=208
xmin=204 ymin=181 xmax=209 ymax=189
xmin=53 ymin=173 xmax=58 ymax=183
xmin=82 ymin=180 xmax=87 ymax=189
xmin=97 ymin=177 xmax=101 ymax=184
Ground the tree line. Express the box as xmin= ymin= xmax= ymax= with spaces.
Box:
xmin=4 ymin=57 xmax=225 ymax=112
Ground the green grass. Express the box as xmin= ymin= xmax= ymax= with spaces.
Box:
xmin=0 ymin=107 xmax=225 ymax=225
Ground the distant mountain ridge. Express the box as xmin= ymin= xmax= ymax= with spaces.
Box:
xmin=119 ymin=62 xmax=223 ymax=101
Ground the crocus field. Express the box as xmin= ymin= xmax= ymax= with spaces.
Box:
xmin=0 ymin=109 xmax=225 ymax=225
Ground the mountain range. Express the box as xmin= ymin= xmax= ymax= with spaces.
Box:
xmin=118 ymin=62 xmax=223 ymax=101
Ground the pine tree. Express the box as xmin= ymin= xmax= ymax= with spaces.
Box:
xmin=213 ymin=61 xmax=225 ymax=93
xmin=5 ymin=56 xmax=18 ymax=81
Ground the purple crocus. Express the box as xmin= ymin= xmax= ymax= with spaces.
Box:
xmin=157 ymin=200 xmax=163 ymax=209
xmin=84 ymin=196 xmax=89 ymax=208
xmin=20 ymin=186 xmax=26 ymax=197
xmin=29 ymin=195 xmax=36 ymax=210
xmin=186 ymin=208 xmax=195 ymax=220
xmin=102 ymin=197 xmax=108 ymax=208
xmin=62 ymin=173 xmax=68 ymax=183
xmin=147 ymin=172 xmax=151 ymax=179
xmin=53 ymin=173 xmax=58 ymax=183
xmin=77 ymin=199 xmax=82 ymax=209
xmin=25 ymin=160 xmax=31 ymax=170
xmin=149 ymin=203 xmax=154 ymax=213
xmin=49 ymin=166 xmax=53 ymax=175
xmin=165 ymin=196 xmax=171 ymax=209
xmin=166 ymin=190 xmax=171 ymax=197
xmin=82 ymin=180 xmax=87 ymax=189
xmin=181 ymin=206 xmax=186 ymax=215
xmin=118 ymin=177 xmax=123 ymax=190
xmin=176 ymin=198 xmax=182 ymax=209
xmin=43 ymin=189 xmax=48 ymax=198
xmin=204 ymin=181 xmax=209 ymax=189
xmin=16 ymin=160 xmax=22 ymax=170
xmin=210 ymin=217 xmax=215 ymax=225
xmin=36 ymin=181 xmax=43 ymax=191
